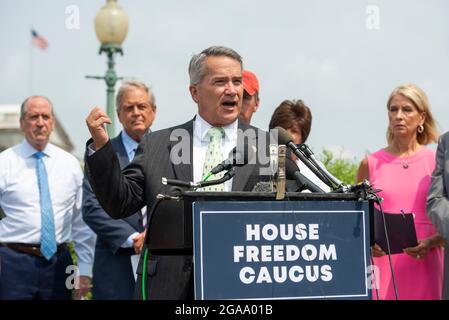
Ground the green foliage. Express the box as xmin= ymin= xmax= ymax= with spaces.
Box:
xmin=68 ymin=241 xmax=93 ymax=300
xmin=68 ymin=241 xmax=77 ymax=264
xmin=318 ymin=147 xmax=359 ymax=185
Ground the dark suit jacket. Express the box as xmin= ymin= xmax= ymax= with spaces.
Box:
xmin=85 ymin=119 xmax=270 ymax=300
xmin=82 ymin=133 xmax=144 ymax=300
xmin=427 ymin=131 xmax=449 ymax=299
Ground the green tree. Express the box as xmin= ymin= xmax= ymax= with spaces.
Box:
xmin=68 ymin=242 xmax=93 ymax=300
xmin=318 ymin=147 xmax=359 ymax=185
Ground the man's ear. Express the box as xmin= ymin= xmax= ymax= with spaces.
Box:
xmin=253 ymin=97 xmax=260 ymax=112
xmin=50 ymin=117 xmax=56 ymax=132
xmin=189 ymin=85 xmax=199 ymax=103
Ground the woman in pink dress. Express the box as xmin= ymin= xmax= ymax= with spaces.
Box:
xmin=357 ymin=83 xmax=444 ymax=300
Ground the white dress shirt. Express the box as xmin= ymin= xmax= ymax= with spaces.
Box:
xmin=0 ymin=139 xmax=96 ymax=276
xmin=193 ymin=114 xmax=238 ymax=191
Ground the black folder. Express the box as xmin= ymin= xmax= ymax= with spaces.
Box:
xmin=374 ymin=209 xmax=418 ymax=254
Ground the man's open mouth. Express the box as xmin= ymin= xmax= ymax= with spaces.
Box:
xmin=222 ymin=101 xmax=238 ymax=108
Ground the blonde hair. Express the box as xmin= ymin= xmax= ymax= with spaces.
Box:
xmin=386 ymin=83 xmax=438 ymax=145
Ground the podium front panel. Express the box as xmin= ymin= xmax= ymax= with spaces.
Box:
xmin=193 ymin=200 xmax=371 ymax=300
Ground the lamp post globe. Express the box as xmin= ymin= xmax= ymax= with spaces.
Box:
xmin=95 ymin=0 xmax=129 ymax=51
xmin=90 ymin=0 xmax=129 ymax=137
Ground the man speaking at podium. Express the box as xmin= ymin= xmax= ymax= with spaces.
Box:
xmin=84 ymin=46 xmax=270 ymax=300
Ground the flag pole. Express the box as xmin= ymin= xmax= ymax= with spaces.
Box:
xmin=29 ymin=28 xmax=33 ymax=95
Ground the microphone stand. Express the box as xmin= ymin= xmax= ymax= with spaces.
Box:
xmin=196 ymin=168 xmax=236 ymax=189
xmin=298 ymin=144 xmax=344 ymax=189
xmin=276 ymin=145 xmax=287 ymax=200
xmin=292 ymin=170 xmax=325 ymax=193
xmin=161 ymin=168 xmax=236 ymax=190
xmin=288 ymin=144 xmax=335 ymax=188
xmin=141 ymin=168 xmax=236 ymax=300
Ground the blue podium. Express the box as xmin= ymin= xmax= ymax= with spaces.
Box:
xmin=147 ymin=192 xmax=374 ymax=300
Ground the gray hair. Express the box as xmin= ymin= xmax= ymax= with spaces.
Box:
xmin=115 ymin=80 xmax=156 ymax=111
xmin=20 ymin=95 xmax=54 ymax=119
xmin=188 ymin=46 xmax=243 ymax=86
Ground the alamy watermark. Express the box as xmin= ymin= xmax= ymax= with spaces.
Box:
xmin=366 ymin=5 xmax=380 ymax=30
xmin=65 ymin=265 xmax=80 ymax=290
xmin=65 ymin=5 xmax=80 ymax=30
xmin=169 ymin=127 xmax=280 ymax=176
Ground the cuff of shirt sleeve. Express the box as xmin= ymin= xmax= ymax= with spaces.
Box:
xmin=77 ymin=262 xmax=93 ymax=278
xmin=122 ymin=232 xmax=140 ymax=248
xmin=87 ymin=143 xmax=96 ymax=156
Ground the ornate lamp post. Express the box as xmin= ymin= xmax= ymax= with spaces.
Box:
xmin=86 ymin=0 xmax=129 ymax=136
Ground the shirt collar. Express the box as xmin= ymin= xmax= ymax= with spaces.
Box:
xmin=194 ymin=114 xmax=238 ymax=143
xmin=121 ymin=130 xmax=140 ymax=157
xmin=21 ymin=139 xmax=55 ymax=158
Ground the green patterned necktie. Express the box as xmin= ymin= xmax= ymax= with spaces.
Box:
xmin=201 ymin=127 xmax=225 ymax=191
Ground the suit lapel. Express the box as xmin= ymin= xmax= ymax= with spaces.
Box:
xmin=111 ymin=133 xmax=130 ymax=168
xmin=232 ymin=122 xmax=257 ymax=191
xmin=112 ymin=133 xmax=143 ymax=231
xmin=444 ymin=135 xmax=449 ymax=191
xmin=171 ymin=119 xmax=194 ymax=183
xmin=167 ymin=118 xmax=258 ymax=190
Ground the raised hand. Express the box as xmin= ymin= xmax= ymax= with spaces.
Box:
xmin=85 ymin=107 xmax=112 ymax=150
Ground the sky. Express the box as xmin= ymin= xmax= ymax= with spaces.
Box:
xmin=1 ymin=0 xmax=448 ymax=161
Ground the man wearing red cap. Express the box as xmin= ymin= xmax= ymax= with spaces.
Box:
xmin=239 ymin=70 xmax=260 ymax=125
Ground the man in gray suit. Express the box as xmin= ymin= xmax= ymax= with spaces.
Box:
xmin=82 ymin=80 xmax=156 ymax=299
xmin=427 ymin=131 xmax=449 ymax=299
xmin=84 ymin=46 xmax=270 ymax=299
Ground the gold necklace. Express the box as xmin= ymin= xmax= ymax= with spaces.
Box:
xmin=389 ymin=144 xmax=420 ymax=170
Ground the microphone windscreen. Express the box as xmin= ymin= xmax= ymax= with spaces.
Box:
xmin=252 ymin=181 xmax=274 ymax=192
xmin=273 ymin=126 xmax=293 ymax=146
xmin=285 ymin=157 xmax=300 ymax=180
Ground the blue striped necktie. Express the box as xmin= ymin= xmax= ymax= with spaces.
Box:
xmin=34 ymin=151 xmax=57 ymax=260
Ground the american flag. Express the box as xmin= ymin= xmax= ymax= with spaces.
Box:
xmin=31 ymin=29 xmax=48 ymax=50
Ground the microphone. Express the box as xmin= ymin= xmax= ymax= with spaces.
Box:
xmin=333 ymin=179 xmax=374 ymax=193
xmin=252 ymin=181 xmax=275 ymax=192
xmin=285 ymin=157 xmax=325 ymax=193
xmin=297 ymin=143 xmax=344 ymax=188
xmin=197 ymin=168 xmax=236 ymax=188
xmin=162 ymin=169 xmax=237 ymax=190
xmin=161 ymin=177 xmax=195 ymax=188
xmin=210 ymin=143 xmax=249 ymax=175
xmin=269 ymin=143 xmax=278 ymax=177
xmin=274 ymin=126 xmax=334 ymax=188
xmin=276 ymin=145 xmax=287 ymax=200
